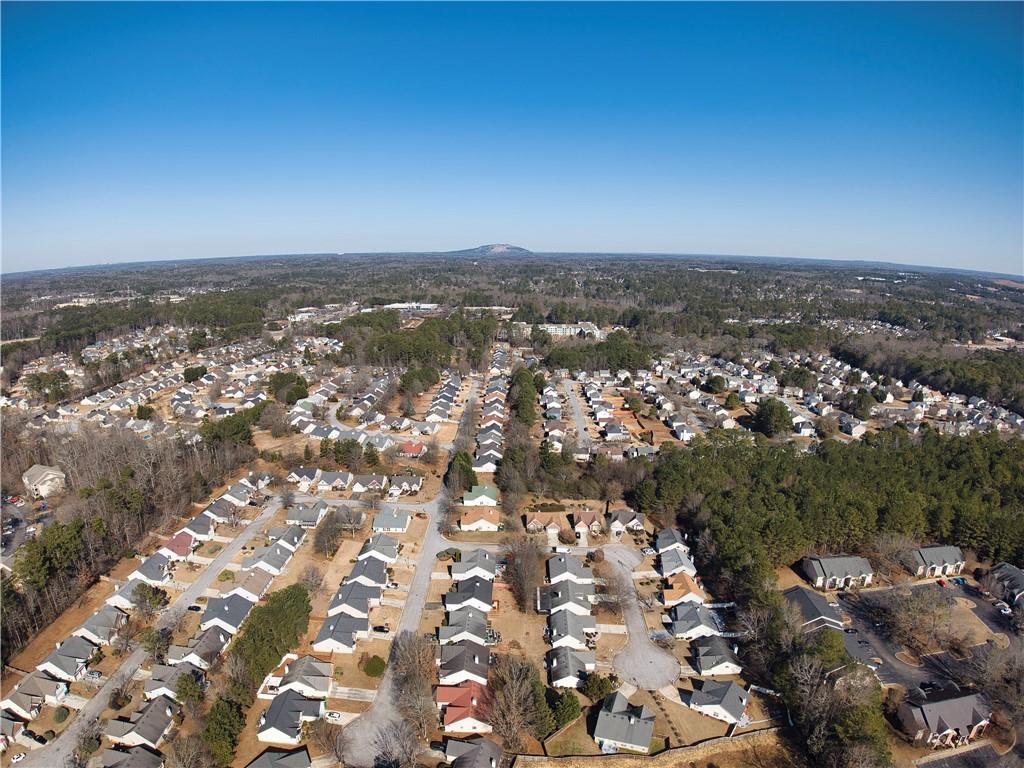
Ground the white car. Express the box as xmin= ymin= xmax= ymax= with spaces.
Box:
xmin=324 ymin=710 xmax=345 ymax=723
xmin=12 ymin=753 xmax=26 ymax=763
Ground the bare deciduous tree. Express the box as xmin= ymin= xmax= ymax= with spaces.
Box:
xmin=373 ymin=720 xmax=419 ymax=768
xmin=483 ymin=654 xmax=537 ymax=752
xmin=503 ymin=536 xmax=545 ymax=613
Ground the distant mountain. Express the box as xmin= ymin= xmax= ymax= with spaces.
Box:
xmin=444 ymin=244 xmax=533 ymax=257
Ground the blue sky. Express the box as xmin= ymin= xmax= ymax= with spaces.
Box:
xmin=2 ymin=2 xmax=1022 ymax=275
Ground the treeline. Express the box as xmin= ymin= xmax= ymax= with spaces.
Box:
xmin=836 ymin=343 xmax=1024 ymax=416
xmin=37 ymin=289 xmax=272 ymax=354
xmin=325 ymin=311 xmax=499 ymax=370
xmin=199 ymin=401 xmax=270 ymax=445
xmin=1 ymin=424 xmax=256 ymax=663
xmin=202 ymin=584 xmax=311 ymax=765
xmin=633 ymin=429 xmax=1024 ymax=603
xmin=543 ymin=331 xmax=651 ymax=372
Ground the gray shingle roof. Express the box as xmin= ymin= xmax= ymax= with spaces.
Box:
xmin=105 ymin=695 xmax=177 ymax=747
xmin=593 ymin=692 xmax=655 ymax=751
xmin=911 ymin=546 xmax=965 ymax=570
xmin=547 ymin=554 xmax=593 ymax=583
xmin=689 ymin=680 xmax=748 ymax=722
xmin=451 ymin=549 xmax=496 ymax=579
xmin=547 ymin=611 xmax=597 ymax=644
xmin=358 ymin=534 xmax=399 ymax=562
xmin=446 ymin=577 xmax=493 ymax=611
xmin=244 ymin=747 xmax=312 ymax=768
xmin=314 ymin=614 xmax=368 ymax=649
xmin=259 ymin=689 xmax=322 ymax=741
xmin=439 ymin=608 xmax=489 ymax=644
xmin=201 ymin=593 xmax=255 ymax=631
xmin=345 ymin=557 xmax=387 ymax=586
xmin=439 ymin=640 xmax=489 ymax=680
xmin=782 ymin=586 xmax=843 ymax=631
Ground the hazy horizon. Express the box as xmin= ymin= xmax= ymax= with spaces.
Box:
xmin=3 ymin=2 xmax=1022 ymax=276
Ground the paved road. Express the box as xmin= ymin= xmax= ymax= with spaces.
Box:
xmin=341 ymin=378 xmax=479 ymax=767
xmin=604 ymin=545 xmax=680 ymax=690
xmin=560 ymin=379 xmax=593 ymax=449
xmin=17 ymin=499 xmax=281 ymax=768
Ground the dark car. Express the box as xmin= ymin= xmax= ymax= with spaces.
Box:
xmin=187 ymin=604 xmax=202 ymax=612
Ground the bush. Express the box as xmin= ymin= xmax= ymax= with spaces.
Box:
xmin=208 ymin=543 xmax=222 ymax=554
xmin=54 ymin=706 xmax=70 ymax=723
xmin=43 ymin=730 xmax=56 ymax=741
xmin=364 ymin=655 xmax=386 ymax=677
xmin=217 ymin=570 xmax=234 ymax=582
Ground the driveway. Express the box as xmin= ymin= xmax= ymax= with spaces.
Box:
xmin=18 ymin=498 xmax=281 ymax=768
xmin=604 ymin=545 xmax=680 ymax=690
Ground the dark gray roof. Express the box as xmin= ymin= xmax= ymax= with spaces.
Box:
xmin=439 ymin=640 xmax=489 ymax=680
xmin=244 ymin=747 xmax=312 ymax=768
xmin=547 ymin=554 xmax=593 ymax=582
xmin=183 ymin=514 xmax=213 ymax=537
xmin=314 ymin=614 xmax=368 ymax=649
xmin=445 ymin=577 xmax=493 ymax=611
xmin=145 ymin=662 xmax=201 ymax=698
xmin=689 ymin=679 xmax=748 ymax=722
xmin=201 ymin=593 xmax=255 ymax=631
xmin=168 ymin=627 xmax=230 ymax=666
xmin=327 ymin=582 xmax=381 ymax=616
xmin=101 ymin=746 xmax=165 ymax=768
xmin=592 ymin=692 xmax=655 ymax=750
xmin=667 ymin=604 xmax=720 ymax=638
xmin=655 ymin=528 xmax=687 ymax=553
xmin=105 ymin=695 xmax=177 ymax=746
xmin=804 ymin=554 xmax=873 ymax=581
xmin=345 ymin=557 xmax=387 ymax=585
xmin=259 ymin=689 xmax=322 ymax=741
xmin=76 ymin=605 xmax=126 ymax=644
xmin=692 ymin=636 xmax=740 ymax=672
xmin=545 ymin=646 xmax=594 ymax=683
xmin=547 ymin=611 xmax=597 ymax=643
xmin=39 ymin=636 xmax=97 ymax=677
xmin=447 ymin=736 xmax=503 ymax=768
xmin=538 ymin=582 xmax=595 ymax=613
xmin=439 ymin=609 xmax=489 ymax=644
xmin=451 ymin=549 xmax=496 ymax=579
xmin=134 ymin=553 xmax=170 ymax=582
xmin=911 ymin=545 xmax=965 ymax=569
xmin=904 ymin=687 xmax=990 ymax=737
xmin=782 ymin=586 xmax=843 ymax=631
xmin=242 ymin=542 xmax=293 ymax=573
xmin=358 ymin=534 xmax=399 ymax=561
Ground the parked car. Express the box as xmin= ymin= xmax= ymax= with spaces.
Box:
xmin=11 ymin=752 xmax=26 ymax=763
xmin=324 ymin=710 xmax=345 ymax=723
xmin=86 ymin=670 xmax=103 ymax=681
xmin=640 ymin=546 xmax=655 ymax=556
xmin=187 ymin=604 xmax=202 ymax=612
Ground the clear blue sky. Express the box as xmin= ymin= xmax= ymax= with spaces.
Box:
xmin=2 ymin=2 xmax=1022 ymax=275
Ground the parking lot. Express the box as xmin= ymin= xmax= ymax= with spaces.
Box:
xmin=834 ymin=577 xmax=1017 ymax=689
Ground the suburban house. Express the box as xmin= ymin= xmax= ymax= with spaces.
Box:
xmin=245 ymin=747 xmax=312 ymax=768
xmin=659 ymin=548 xmax=698 ymax=579
xmin=606 ymin=507 xmax=645 ymax=539
xmin=459 ymin=507 xmax=500 ymax=532
xmin=688 ymin=680 xmax=749 ymax=725
xmin=537 ymin=582 xmax=597 ymax=616
xmin=782 ymin=587 xmax=845 ymax=633
xmin=438 ymin=609 xmax=489 ymax=646
xmin=200 ymin=594 xmax=255 ymax=635
xmin=145 ymin=662 xmax=203 ymax=701
xmin=21 ymin=464 xmax=66 ymax=499
xmin=445 ymin=577 xmax=494 ymax=614
xmin=358 ymin=534 xmax=400 ymax=564
xmin=389 ymin=475 xmax=424 ymax=496
xmin=548 ymin=611 xmax=598 ymax=650
xmin=327 ymin=582 xmax=382 ymax=619
xmin=311 ymin=614 xmax=370 ymax=654
xmin=801 ymin=554 xmax=874 ymax=590
xmin=106 ymin=578 xmax=149 ymax=612
xmin=572 ymin=511 xmax=603 ymax=541
xmin=129 ymin=553 xmax=172 ymax=587
xmin=105 ymin=695 xmax=179 ymax=749
xmin=462 ymin=485 xmax=499 ymax=507
xmin=158 ymin=531 xmax=195 ymax=562
xmin=435 ymin=682 xmax=492 ymax=734
xmin=285 ymin=502 xmax=328 ymax=529
xmin=547 ymin=554 xmax=594 ymax=585
xmin=168 ymin=628 xmax=231 ymax=671
xmin=268 ymin=524 xmax=306 ymax=552
xmin=906 ymin=546 xmax=966 ymax=578
xmin=260 ymin=655 xmax=333 ymax=700
xmin=691 ymin=636 xmax=742 ymax=677
xmin=437 ymin=641 xmax=490 ymax=686
xmin=258 ymin=689 xmax=325 ymax=745
xmin=352 ymin=475 xmax=389 ymax=494
xmin=660 ymin=572 xmax=706 ymax=607
xmin=372 ymin=509 xmax=411 ymax=534
xmin=655 ymin=527 xmax=688 ymax=554
xmin=344 ymin=558 xmax=388 ymax=589
xmin=897 ymin=685 xmax=991 ymax=748
xmin=546 ymin=646 xmax=596 ymax=688
xmin=241 ymin=543 xmax=294 ymax=577
xmin=445 ymin=736 xmax=503 ymax=768
xmin=990 ymin=562 xmax=1024 ymax=605
xmin=451 ymin=549 xmax=497 ymax=581
xmin=72 ymin=605 xmax=127 ymax=647
xmin=227 ymin=569 xmax=275 ymax=604
xmin=0 ymin=672 xmax=68 ymax=722
xmin=36 ymin=636 xmax=97 ymax=682
xmin=664 ymin=604 xmax=721 ymax=641
xmin=592 ymin=692 xmax=656 ymax=754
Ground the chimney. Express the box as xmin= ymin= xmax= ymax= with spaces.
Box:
xmin=473 ymin=654 xmax=479 ymax=664
xmin=471 ymin=697 xmax=477 ymax=706
xmin=629 ymin=716 xmax=635 ymax=725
